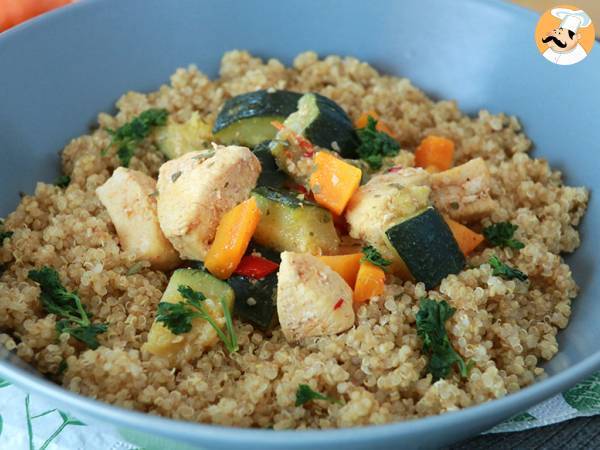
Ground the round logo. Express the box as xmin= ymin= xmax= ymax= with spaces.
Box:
xmin=535 ymin=4 xmax=595 ymax=65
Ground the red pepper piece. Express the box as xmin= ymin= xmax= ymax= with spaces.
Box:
xmin=333 ymin=298 xmax=345 ymax=310
xmin=233 ymin=255 xmax=279 ymax=279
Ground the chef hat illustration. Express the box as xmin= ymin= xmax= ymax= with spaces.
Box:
xmin=551 ymin=8 xmax=592 ymax=33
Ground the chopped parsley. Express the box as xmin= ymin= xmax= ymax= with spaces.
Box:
xmin=355 ymin=116 xmax=399 ymax=170
xmin=103 ymin=108 xmax=168 ymax=167
xmin=416 ymin=298 xmax=473 ymax=381
xmin=295 ymin=384 xmax=340 ymax=406
xmin=361 ymin=245 xmax=391 ymax=269
xmin=483 ymin=222 xmax=524 ymax=249
xmin=28 ymin=267 xmax=107 ymax=349
xmin=156 ymin=285 xmax=238 ymax=353
xmin=57 ymin=359 xmax=68 ymax=376
xmin=53 ymin=175 xmax=71 ymax=188
xmin=0 ymin=220 xmax=12 ymax=245
xmin=0 ymin=230 xmax=13 ymax=244
xmin=488 ymin=256 xmax=528 ymax=281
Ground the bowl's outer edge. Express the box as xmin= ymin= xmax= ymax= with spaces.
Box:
xmin=0 ymin=0 xmax=599 ymax=448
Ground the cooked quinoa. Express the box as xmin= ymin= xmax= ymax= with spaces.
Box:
xmin=0 ymin=51 xmax=589 ymax=429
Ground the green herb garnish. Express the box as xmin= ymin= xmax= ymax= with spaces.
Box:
xmin=483 ymin=222 xmax=524 ymax=249
xmin=53 ymin=175 xmax=71 ymax=188
xmin=0 ymin=230 xmax=13 ymax=244
xmin=295 ymin=384 xmax=340 ymax=406
xmin=356 ymin=116 xmax=399 ymax=169
xmin=103 ymin=108 xmax=168 ymax=167
xmin=0 ymin=219 xmax=12 ymax=245
xmin=28 ymin=267 xmax=107 ymax=349
xmin=416 ymin=298 xmax=473 ymax=381
xmin=361 ymin=245 xmax=391 ymax=269
xmin=57 ymin=359 xmax=68 ymax=376
xmin=488 ymin=256 xmax=528 ymax=281
xmin=156 ymin=285 xmax=238 ymax=353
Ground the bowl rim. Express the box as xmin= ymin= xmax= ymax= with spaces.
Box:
xmin=1 ymin=0 xmax=599 ymax=447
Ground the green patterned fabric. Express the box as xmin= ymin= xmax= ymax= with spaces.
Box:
xmin=1 ymin=374 xmax=600 ymax=448
xmin=563 ymin=373 xmax=600 ymax=412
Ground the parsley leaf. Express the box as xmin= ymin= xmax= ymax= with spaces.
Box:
xmin=361 ymin=245 xmax=391 ymax=269
xmin=28 ymin=267 xmax=107 ymax=349
xmin=0 ymin=230 xmax=13 ymax=244
xmin=295 ymin=384 xmax=340 ymax=406
xmin=483 ymin=222 xmax=524 ymax=249
xmin=156 ymin=302 xmax=195 ymax=334
xmin=356 ymin=116 xmax=399 ymax=169
xmin=53 ymin=175 xmax=71 ymax=188
xmin=416 ymin=298 xmax=473 ymax=381
xmin=488 ymin=256 xmax=528 ymax=281
xmin=156 ymin=285 xmax=238 ymax=353
xmin=103 ymin=108 xmax=168 ymax=167
xmin=57 ymin=359 xmax=68 ymax=376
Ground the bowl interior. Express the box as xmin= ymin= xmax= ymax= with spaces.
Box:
xmin=0 ymin=0 xmax=598 ymax=448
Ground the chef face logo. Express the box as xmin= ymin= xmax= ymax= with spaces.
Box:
xmin=535 ymin=5 xmax=595 ymax=65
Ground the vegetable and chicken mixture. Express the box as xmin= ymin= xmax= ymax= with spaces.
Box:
xmin=0 ymin=51 xmax=588 ymax=428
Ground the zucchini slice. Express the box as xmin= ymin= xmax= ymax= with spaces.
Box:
xmin=143 ymin=268 xmax=235 ymax=357
xmin=271 ymin=92 xmax=359 ymax=163
xmin=155 ymin=112 xmax=212 ymax=160
xmin=229 ymin=272 xmax=278 ymax=330
xmin=253 ymin=140 xmax=288 ymax=188
xmin=213 ymin=90 xmax=302 ymax=147
xmin=385 ymin=207 xmax=465 ymax=289
xmin=251 ymin=186 xmax=339 ymax=255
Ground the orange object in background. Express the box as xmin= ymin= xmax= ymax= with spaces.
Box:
xmin=415 ymin=135 xmax=455 ymax=171
xmin=0 ymin=0 xmax=73 ymax=32
xmin=355 ymin=110 xmax=396 ymax=138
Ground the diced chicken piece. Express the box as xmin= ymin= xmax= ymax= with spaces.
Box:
xmin=96 ymin=168 xmax=180 ymax=270
xmin=345 ymin=168 xmax=431 ymax=275
xmin=277 ymin=252 xmax=355 ymax=342
xmin=430 ymin=157 xmax=497 ymax=222
xmin=157 ymin=145 xmax=261 ymax=261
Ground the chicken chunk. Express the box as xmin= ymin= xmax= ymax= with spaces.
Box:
xmin=345 ymin=168 xmax=431 ymax=275
xmin=430 ymin=157 xmax=497 ymax=222
xmin=157 ymin=145 xmax=261 ymax=261
xmin=96 ymin=167 xmax=180 ymax=270
xmin=277 ymin=252 xmax=355 ymax=342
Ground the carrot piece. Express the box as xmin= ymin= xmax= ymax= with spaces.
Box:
xmin=309 ymin=152 xmax=362 ymax=215
xmin=355 ymin=110 xmax=379 ymax=129
xmin=0 ymin=0 xmax=73 ymax=32
xmin=318 ymin=253 xmax=363 ymax=288
xmin=445 ymin=217 xmax=484 ymax=256
xmin=205 ymin=198 xmax=261 ymax=279
xmin=353 ymin=262 xmax=386 ymax=303
xmin=415 ymin=136 xmax=455 ymax=171
xmin=355 ymin=111 xmax=396 ymax=137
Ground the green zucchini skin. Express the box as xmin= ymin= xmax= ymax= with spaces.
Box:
xmin=253 ymin=140 xmax=288 ymax=188
xmin=305 ymin=93 xmax=359 ymax=158
xmin=229 ymin=272 xmax=278 ymax=330
xmin=167 ymin=268 xmax=235 ymax=311
xmin=213 ymin=90 xmax=302 ymax=147
xmin=385 ymin=207 xmax=465 ymax=289
xmin=251 ymin=186 xmax=340 ymax=254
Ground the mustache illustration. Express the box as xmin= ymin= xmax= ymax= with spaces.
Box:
xmin=542 ymin=35 xmax=567 ymax=48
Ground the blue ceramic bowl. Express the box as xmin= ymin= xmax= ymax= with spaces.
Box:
xmin=0 ymin=0 xmax=598 ymax=448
